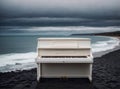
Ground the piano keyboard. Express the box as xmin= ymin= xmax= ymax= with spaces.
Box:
xmin=41 ymin=56 xmax=87 ymax=58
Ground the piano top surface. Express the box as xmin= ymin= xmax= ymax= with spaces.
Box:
xmin=37 ymin=38 xmax=91 ymax=49
xmin=38 ymin=38 xmax=90 ymax=41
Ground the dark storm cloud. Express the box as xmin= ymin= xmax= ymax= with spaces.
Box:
xmin=0 ymin=17 xmax=120 ymax=26
xmin=0 ymin=0 xmax=120 ymax=19
xmin=0 ymin=0 xmax=120 ymax=26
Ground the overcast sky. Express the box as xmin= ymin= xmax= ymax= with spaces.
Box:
xmin=0 ymin=0 xmax=120 ymax=19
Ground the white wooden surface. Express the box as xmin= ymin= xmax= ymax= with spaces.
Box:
xmin=36 ymin=38 xmax=93 ymax=82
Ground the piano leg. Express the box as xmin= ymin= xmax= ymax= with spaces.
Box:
xmin=37 ymin=63 xmax=41 ymax=82
xmin=88 ymin=64 xmax=92 ymax=82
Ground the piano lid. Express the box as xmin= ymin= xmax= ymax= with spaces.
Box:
xmin=37 ymin=38 xmax=91 ymax=49
xmin=38 ymin=38 xmax=91 ymax=41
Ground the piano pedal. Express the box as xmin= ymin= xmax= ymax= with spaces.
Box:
xmin=60 ymin=76 xmax=68 ymax=81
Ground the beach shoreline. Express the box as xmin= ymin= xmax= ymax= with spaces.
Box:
xmin=93 ymin=36 xmax=120 ymax=57
xmin=0 ymin=31 xmax=120 ymax=89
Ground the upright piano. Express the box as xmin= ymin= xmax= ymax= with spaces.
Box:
xmin=36 ymin=38 xmax=93 ymax=82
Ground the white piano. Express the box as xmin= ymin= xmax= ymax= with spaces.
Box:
xmin=36 ymin=38 xmax=93 ymax=82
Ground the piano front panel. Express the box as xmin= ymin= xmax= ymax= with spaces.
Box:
xmin=78 ymin=41 xmax=91 ymax=48
xmin=38 ymin=49 xmax=90 ymax=57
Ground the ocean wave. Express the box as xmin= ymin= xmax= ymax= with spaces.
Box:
xmin=0 ymin=52 xmax=37 ymax=67
xmin=1 ymin=26 xmax=120 ymax=34
xmin=92 ymin=37 xmax=119 ymax=53
xmin=0 ymin=52 xmax=37 ymax=72
xmin=12 ymin=26 xmax=120 ymax=32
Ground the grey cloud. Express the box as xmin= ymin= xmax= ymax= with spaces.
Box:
xmin=0 ymin=0 xmax=120 ymax=19
xmin=0 ymin=17 xmax=120 ymax=26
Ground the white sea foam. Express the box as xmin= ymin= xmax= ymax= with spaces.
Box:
xmin=0 ymin=37 xmax=119 ymax=72
xmin=0 ymin=52 xmax=37 ymax=72
xmin=92 ymin=37 xmax=120 ymax=53
xmin=11 ymin=26 xmax=120 ymax=33
xmin=0 ymin=52 xmax=36 ymax=66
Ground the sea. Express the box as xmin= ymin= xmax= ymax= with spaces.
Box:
xmin=0 ymin=26 xmax=120 ymax=72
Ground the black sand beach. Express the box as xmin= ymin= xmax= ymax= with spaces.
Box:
xmin=71 ymin=31 xmax=120 ymax=37
xmin=0 ymin=48 xmax=120 ymax=89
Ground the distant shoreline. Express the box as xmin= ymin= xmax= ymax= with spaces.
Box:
xmin=93 ymin=31 xmax=120 ymax=57
xmin=71 ymin=31 xmax=120 ymax=37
